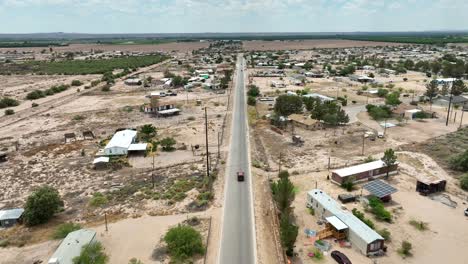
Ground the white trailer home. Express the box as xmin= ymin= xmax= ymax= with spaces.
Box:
xmin=307 ymin=189 xmax=385 ymax=256
xmin=104 ymin=129 xmax=137 ymax=156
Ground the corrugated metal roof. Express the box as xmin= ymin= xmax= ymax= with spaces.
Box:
xmin=128 ymin=143 xmax=148 ymax=151
xmin=0 ymin=208 xmax=24 ymax=221
xmin=308 ymin=189 xmax=383 ymax=244
xmin=326 ymin=216 xmax=348 ymax=231
xmin=332 ymin=160 xmax=386 ymax=177
xmin=49 ymin=229 xmax=96 ymax=264
xmin=93 ymin=157 xmax=109 ymax=164
xmin=105 ymin=129 xmax=137 ymax=149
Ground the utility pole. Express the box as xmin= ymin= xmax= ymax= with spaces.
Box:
xmin=361 ymin=134 xmax=365 ymax=156
xmin=217 ymin=131 xmax=221 ymax=159
xmin=446 ymin=82 xmax=454 ymax=126
xmin=104 ymin=212 xmax=108 ymax=232
xmin=151 ymin=154 xmax=155 ymax=188
xmin=205 ymin=107 xmax=210 ymax=180
xmin=460 ymin=108 xmax=465 ymax=128
xmin=384 ymin=118 xmax=388 ymax=136
xmin=278 ymin=152 xmax=282 ymax=173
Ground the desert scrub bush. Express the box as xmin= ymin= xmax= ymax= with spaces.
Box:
xmin=88 ymin=192 xmax=109 ymax=207
xmin=164 ymin=225 xmax=204 ymax=262
xmin=460 ymin=173 xmax=468 ymax=191
xmin=398 ymin=240 xmax=413 ymax=258
xmin=4 ymin=109 xmax=14 ymax=115
xmin=352 ymin=208 xmax=375 ymax=229
xmin=0 ymin=97 xmax=19 ymax=109
xmin=71 ymin=80 xmax=83 ymax=86
xmin=53 ymin=222 xmax=82 ymax=239
xmin=409 ymin=219 xmax=428 ymax=231
xmin=377 ymin=228 xmax=391 ymax=241
xmin=368 ymin=196 xmax=392 ymax=222
xmin=73 ymin=115 xmax=85 ymax=121
xmin=187 ymin=116 xmax=195 ymax=121
xmin=252 ymin=159 xmax=262 ymax=168
xmin=340 ymin=179 xmax=355 ymax=192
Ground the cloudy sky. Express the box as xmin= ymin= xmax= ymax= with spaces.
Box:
xmin=0 ymin=0 xmax=467 ymax=33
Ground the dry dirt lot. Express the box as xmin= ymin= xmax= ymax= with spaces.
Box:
xmin=243 ymin=39 xmax=407 ymax=51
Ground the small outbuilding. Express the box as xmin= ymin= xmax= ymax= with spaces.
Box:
xmin=416 ymin=179 xmax=446 ymax=196
xmin=93 ymin=157 xmax=109 ymax=170
xmin=331 ymin=160 xmax=398 ymax=184
xmin=0 ymin=208 xmax=24 ymax=228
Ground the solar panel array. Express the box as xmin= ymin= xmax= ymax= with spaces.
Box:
xmin=363 ymin=180 xmax=397 ymax=198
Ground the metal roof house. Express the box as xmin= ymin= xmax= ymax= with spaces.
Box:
xmin=48 ymin=229 xmax=96 ymax=264
xmin=104 ymin=129 xmax=137 ymax=156
xmin=331 ymin=160 xmax=398 ymax=184
xmin=0 ymin=208 xmax=24 ymax=228
xmin=307 ymin=189 xmax=385 ymax=255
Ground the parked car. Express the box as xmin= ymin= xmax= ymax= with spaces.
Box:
xmin=237 ymin=171 xmax=245 ymax=182
xmin=464 ymin=208 xmax=468 ymax=217
xmin=331 ymin=250 xmax=352 ymax=264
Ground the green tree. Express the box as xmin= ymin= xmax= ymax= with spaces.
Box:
xmin=164 ymin=225 xmax=205 ymax=262
xmin=431 ymin=61 xmax=442 ymax=74
xmin=73 ymin=242 xmax=108 ymax=264
xmin=425 ymin=80 xmax=439 ymax=109
xmin=279 ymin=214 xmax=298 ymax=256
xmin=382 ymin=149 xmax=397 ymax=179
xmin=274 ymin=95 xmax=303 ymax=116
xmin=247 ymin=96 xmax=256 ymax=106
xmin=271 ymin=172 xmax=295 ymax=214
xmin=377 ymin=88 xmax=389 ymax=97
xmin=160 ymin=137 xmax=176 ymax=151
xmin=23 ymin=186 xmax=63 ymax=226
xmin=385 ymin=92 xmax=402 ymax=106
xmin=451 ymin=79 xmax=468 ymax=96
xmin=140 ymin=124 xmax=156 ymax=136
xmin=247 ymin=85 xmax=260 ymax=97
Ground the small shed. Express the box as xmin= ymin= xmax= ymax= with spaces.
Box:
xmin=128 ymin=143 xmax=148 ymax=155
xmin=0 ymin=208 xmax=24 ymax=228
xmin=416 ymin=179 xmax=446 ymax=196
xmin=338 ymin=193 xmax=357 ymax=204
xmin=93 ymin=157 xmax=109 ymax=170
xmin=64 ymin=133 xmax=76 ymax=143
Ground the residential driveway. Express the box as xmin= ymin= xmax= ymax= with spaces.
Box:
xmin=343 ymin=104 xmax=366 ymax=123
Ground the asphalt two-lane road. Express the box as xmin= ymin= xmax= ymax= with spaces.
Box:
xmin=218 ymin=54 xmax=256 ymax=264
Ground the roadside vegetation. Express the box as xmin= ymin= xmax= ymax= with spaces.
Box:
xmin=163 ymin=225 xmax=205 ymax=262
xmin=271 ymin=170 xmax=299 ymax=256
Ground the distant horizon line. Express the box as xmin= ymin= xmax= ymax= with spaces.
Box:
xmin=1 ymin=30 xmax=468 ymax=35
